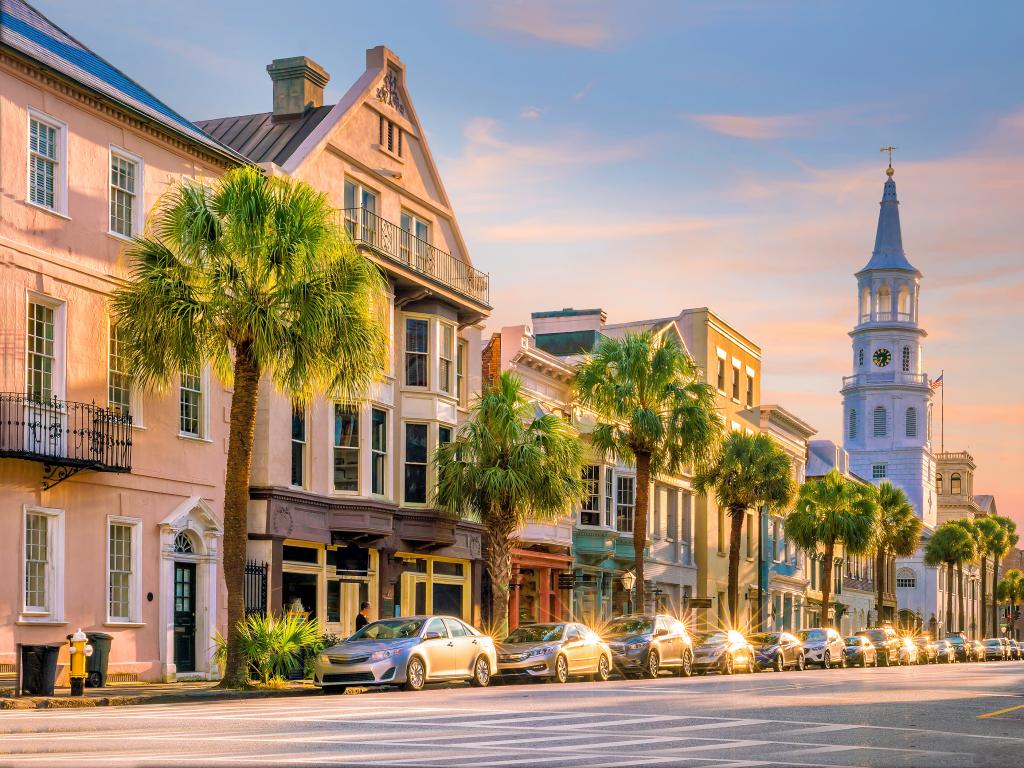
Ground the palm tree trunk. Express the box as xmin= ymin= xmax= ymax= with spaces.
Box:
xmin=946 ymin=562 xmax=955 ymax=636
xmin=875 ymin=551 xmax=886 ymax=624
xmin=820 ymin=540 xmax=835 ymax=628
xmin=633 ymin=452 xmax=651 ymax=613
xmin=957 ymin=562 xmax=965 ymax=633
xmin=726 ymin=505 xmax=745 ymax=625
xmin=979 ymin=555 xmax=987 ymax=640
xmin=484 ymin=512 xmax=517 ymax=639
xmin=219 ymin=347 xmax=261 ymax=689
xmin=992 ymin=559 xmax=1001 ymax=637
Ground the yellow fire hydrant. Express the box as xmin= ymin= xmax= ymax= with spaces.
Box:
xmin=68 ymin=628 xmax=93 ymax=697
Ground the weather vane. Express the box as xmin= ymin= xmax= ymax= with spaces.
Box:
xmin=880 ymin=145 xmax=897 ymax=175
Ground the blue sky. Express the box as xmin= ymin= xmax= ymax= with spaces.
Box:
xmin=36 ymin=0 xmax=1024 ymax=517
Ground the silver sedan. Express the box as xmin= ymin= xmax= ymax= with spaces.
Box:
xmin=313 ymin=615 xmax=497 ymax=693
xmin=496 ymin=622 xmax=612 ymax=683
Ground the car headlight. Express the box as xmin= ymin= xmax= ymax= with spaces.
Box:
xmin=626 ymin=641 xmax=646 ymax=652
xmin=370 ymin=648 xmax=403 ymax=662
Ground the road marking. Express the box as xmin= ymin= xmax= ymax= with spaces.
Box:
xmin=977 ymin=703 xmax=1024 ymax=719
xmin=783 ymin=724 xmax=862 ymax=735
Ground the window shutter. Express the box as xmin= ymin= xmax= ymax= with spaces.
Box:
xmin=873 ymin=406 xmax=887 ymax=437
xmin=905 ymin=407 xmax=917 ymax=437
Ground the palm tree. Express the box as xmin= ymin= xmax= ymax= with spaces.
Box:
xmin=693 ymin=432 xmax=795 ymax=626
xmin=434 ymin=372 xmax=586 ymax=637
xmin=924 ymin=522 xmax=977 ymax=635
xmin=991 ymin=516 xmax=1019 ymax=636
xmin=997 ymin=570 xmax=1024 ymax=638
xmin=867 ymin=482 xmax=920 ymax=623
xmin=111 ymin=167 xmax=389 ymax=687
xmin=785 ymin=470 xmax=876 ymax=628
xmin=948 ymin=519 xmax=979 ymax=635
xmin=976 ymin=516 xmax=1008 ymax=638
xmin=574 ymin=331 xmax=721 ymax=612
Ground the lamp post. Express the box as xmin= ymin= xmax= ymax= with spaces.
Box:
xmin=621 ymin=570 xmax=637 ymax=615
xmin=757 ymin=506 xmax=765 ymax=632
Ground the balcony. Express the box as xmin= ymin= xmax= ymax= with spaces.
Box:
xmin=842 ymin=372 xmax=928 ymax=388
xmin=857 ymin=311 xmax=914 ymax=326
xmin=340 ymin=208 xmax=490 ymax=307
xmin=0 ymin=393 xmax=132 ymax=488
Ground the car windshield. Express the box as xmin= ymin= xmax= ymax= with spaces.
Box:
xmin=748 ymin=633 xmax=781 ymax=646
xmin=505 ymin=624 xmax=565 ymax=643
xmin=605 ymin=618 xmax=653 ymax=636
xmin=860 ymin=630 xmax=887 ymax=643
xmin=695 ymin=631 xmax=729 ymax=646
xmin=799 ymin=629 xmax=826 ymax=642
xmin=947 ymin=636 xmax=965 ymax=645
xmin=845 ymin=637 xmax=862 ymax=645
xmin=984 ymin=639 xmax=1001 ymax=646
xmin=349 ymin=619 xmax=424 ymax=640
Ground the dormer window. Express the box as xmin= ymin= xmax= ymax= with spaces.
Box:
xmin=379 ymin=115 xmax=402 ymax=158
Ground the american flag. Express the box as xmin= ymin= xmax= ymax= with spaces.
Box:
xmin=930 ymin=374 xmax=944 ymax=390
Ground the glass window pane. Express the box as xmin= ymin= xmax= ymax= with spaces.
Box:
xmin=333 ymin=404 xmax=359 ymax=492
xmin=433 ymin=584 xmax=464 ymax=619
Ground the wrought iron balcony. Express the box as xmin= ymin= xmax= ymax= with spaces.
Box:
xmin=0 ymin=393 xmax=132 ymax=488
xmin=340 ymin=208 xmax=490 ymax=306
xmin=842 ymin=372 xmax=929 ymax=388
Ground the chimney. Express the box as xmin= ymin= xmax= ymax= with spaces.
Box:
xmin=266 ymin=56 xmax=329 ymax=119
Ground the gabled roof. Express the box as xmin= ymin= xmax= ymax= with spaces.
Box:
xmin=196 ymin=106 xmax=332 ymax=166
xmin=0 ymin=0 xmax=242 ymax=164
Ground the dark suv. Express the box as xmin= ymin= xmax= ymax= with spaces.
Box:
xmin=603 ymin=614 xmax=694 ymax=678
xmin=857 ymin=626 xmax=901 ymax=666
xmin=945 ymin=633 xmax=972 ymax=662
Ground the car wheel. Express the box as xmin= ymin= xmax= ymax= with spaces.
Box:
xmin=470 ymin=656 xmax=491 ymax=688
xmin=402 ymin=657 xmax=427 ymax=692
xmin=596 ymin=654 xmax=612 ymax=682
xmin=774 ymin=654 xmax=785 ymax=673
xmin=839 ymin=653 xmax=847 ymax=669
xmin=644 ymin=650 xmax=661 ymax=679
xmin=822 ymin=650 xmax=831 ymax=669
xmin=679 ymin=650 xmax=693 ymax=677
xmin=554 ymin=655 xmax=570 ymax=684
xmin=796 ymin=653 xmax=806 ymax=671
xmin=322 ymin=685 xmax=347 ymax=695
xmin=721 ymin=654 xmax=734 ymax=675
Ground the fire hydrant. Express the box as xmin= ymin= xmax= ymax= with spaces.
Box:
xmin=68 ymin=628 xmax=93 ymax=696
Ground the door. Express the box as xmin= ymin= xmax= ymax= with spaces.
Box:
xmin=420 ymin=617 xmax=454 ymax=678
xmin=444 ymin=618 xmax=477 ymax=677
xmin=173 ymin=562 xmax=197 ymax=673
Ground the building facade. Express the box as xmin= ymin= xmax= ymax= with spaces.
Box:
xmin=197 ymin=48 xmax=490 ymax=635
xmin=0 ymin=0 xmax=241 ymax=682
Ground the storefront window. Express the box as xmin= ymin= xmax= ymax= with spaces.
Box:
xmin=433 ymin=583 xmax=463 ymax=617
xmin=282 ymin=572 xmax=317 ymax=620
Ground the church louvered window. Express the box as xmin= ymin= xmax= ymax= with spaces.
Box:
xmin=905 ymin=406 xmax=918 ymax=437
xmin=873 ymin=406 xmax=887 ymax=437
xmin=858 ymin=349 xmax=864 ymax=367
xmin=902 ymin=346 xmax=911 ymax=372
xmin=848 ymin=409 xmax=857 ymax=439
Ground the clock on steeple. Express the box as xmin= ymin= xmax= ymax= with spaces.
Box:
xmin=872 ymin=348 xmax=892 ymax=367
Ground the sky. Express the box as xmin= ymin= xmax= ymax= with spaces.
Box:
xmin=35 ymin=0 xmax=1024 ymax=522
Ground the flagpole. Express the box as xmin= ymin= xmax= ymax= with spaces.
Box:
xmin=940 ymin=369 xmax=944 ymax=453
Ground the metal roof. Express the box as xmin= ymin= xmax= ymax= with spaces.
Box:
xmin=0 ymin=0 xmax=241 ymax=163
xmin=196 ymin=107 xmax=333 ymax=166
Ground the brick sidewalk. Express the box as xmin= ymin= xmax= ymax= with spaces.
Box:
xmin=0 ymin=680 xmax=320 ymax=709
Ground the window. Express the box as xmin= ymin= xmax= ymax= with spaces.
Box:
xmin=950 ymin=473 xmax=962 ymax=495
xmin=379 ymin=115 xmax=402 ymax=157
xmin=873 ymin=405 xmax=887 ymax=437
xmin=405 ymin=318 xmax=428 ymax=387
xmin=604 ymin=468 xmax=614 ymax=527
xmin=896 ymin=568 xmax=916 ymax=589
xmin=716 ymin=357 xmax=726 ymax=391
xmin=400 ymin=211 xmax=430 ymax=265
xmin=108 ymin=324 xmax=133 ymax=417
xmin=439 ymin=324 xmax=454 ymax=394
xmin=404 ymin=423 xmax=428 ymax=503
xmin=456 ymin=340 xmax=467 ymax=404
xmin=28 ymin=113 xmax=64 ymax=212
xmin=109 ymin=150 xmax=140 ymax=237
xmin=905 ymin=406 xmax=918 ymax=438
xmin=371 ymin=408 xmax=387 ymax=495
xmin=107 ymin=519 xmax=140 ymax=622
xmin=343 ymin=179 xmax=378 ymax=243
xmin=745 ymin=373 xmax=754 ymax=408
xmin=935 ymin=473 xmax=943 ymax=495
xmin=581 ymin=466 xmax=600 ymax=526
xmin=731 ymin=365 xmax=740 ymax=400
xmin=179 ymin=370 xmax=203 ymax=437
xmin=858 ymin=348 xmax=864 ymax=367
xmin=616 ymin=476 xmax=635 ymax=533
xmin=291 ymin=405 xmax=306 ymax=487
xmin=902 ymin=346 xmax=912 ymax=373
xmin=333 ymin=404 xmax=360 ymax=492
xmin=848 ymin=409 xmax=857 ymax=439
xmin=22 ymin=507 xmax=64 ymax=619
xmin=27 ymin=301 xmax=56 ymax=401
xmin=872 ymin=463 xmax=887 ymax=479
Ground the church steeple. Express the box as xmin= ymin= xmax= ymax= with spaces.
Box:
xmin=858 ymin=166 xmax=918 ymax=275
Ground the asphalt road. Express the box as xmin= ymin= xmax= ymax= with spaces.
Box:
xmin=2 ymin=660 xmax=1023 ymax=768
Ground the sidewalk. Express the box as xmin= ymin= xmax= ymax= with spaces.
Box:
xmin=0 ymin=680 xmax=321 ymax=710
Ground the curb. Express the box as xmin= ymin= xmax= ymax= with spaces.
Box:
xmin=0 ymin=687 xmax=319 ymax=710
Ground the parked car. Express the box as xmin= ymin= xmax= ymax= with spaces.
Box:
xmin=857 ymin=627 xmax=901 ymax=666
xmin=603 ymin=614 xmax=694 ymax=678
xmin=313 ymin=615 xmax=496 ymax=693
xmin=982 ymin=637 xmax=1006 ymax=661
xmin=969 ymin=639 xmax=987 ymax=662
xmin=898 ymin=636 xmax=919 ymax=666
xmin=935 ymin=638 xmax=956 ymax=663
xmin=692 ymin=630 xmax=756 ymax=675
xmin=496 ymin=622 xmax=612 ymax=683
xmin=945 ymin=634 xmax=971 ymax=663
xmin=1007 ymin=639 xmax=1022 ymax=660
xmin=750 ymin=632 xmax=805 ymax=672
xmin=798 ymin=627 xmax=846 ymax=669
xmin=844 ymin=635 xmax=877 ymax=667
xmin=913 ymin=635 xmax=939 ymax=664
xmin=998 ymin=637 xmax=1013 ymax=660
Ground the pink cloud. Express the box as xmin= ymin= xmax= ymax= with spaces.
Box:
xmin=453 ymin=0 xmax=618 ymax=50
xmin=689 ymin=113 xmax=816 ymax=140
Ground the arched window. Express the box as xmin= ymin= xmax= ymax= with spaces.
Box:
xmin=173 ymin=531 xmax=194 ymax=554
xmin=897 ymin=285 xmax=911 ymax=318
xmin=873 ymin=405 xmax=887 ymax=437
xmin=848 ymin=409 xmax=857 ymax=439
xmin=906 ymin=406 xmax=918 ymax=437
xmin=935 ymin=473 xmax=943 ymax=495
xmin=902 ymin=346 xmax=911 ymax=372
xmin=876 ymin=284 xmax=892 ymax=319
xmin=858 ymin=349 xmax=864 ymax=367
xmin=896 ymin=568 xmax=917 ymax=589
xmin=860 ymin=286 xmax=871 ymax=322
xmin=951 ymin=473 xmax=962 ymax=495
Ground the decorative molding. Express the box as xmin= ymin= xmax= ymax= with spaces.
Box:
xmin=375 ymin=68 xmax=406 ymax=115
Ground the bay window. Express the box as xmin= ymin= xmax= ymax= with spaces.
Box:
xmin=405 ymin=318 xmax=428 ymax=387
xmin=404 ymin=423 xmax=428 ymax=503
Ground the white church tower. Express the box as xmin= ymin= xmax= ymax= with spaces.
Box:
xmin=841 ymin=163 xmax=936 ymax=527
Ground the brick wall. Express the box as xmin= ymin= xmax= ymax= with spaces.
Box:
xmin=481 ymin=332 xmax=501 ymax=389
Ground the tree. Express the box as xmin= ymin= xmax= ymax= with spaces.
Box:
xmin=948 ymin=519 xmax=979 ymax=635
xmin=975 ymin=516 xmax=1008 ymax=638
xmin=997 ymin=569 xmax=1024 ymax=637
xmin=867 ymin=482 xmax=920 ymax=623
xmin=991 ymin=516 xmax=1019 ymax=636
xmin=785 ymin=470 xmax=875 ymax=628
xmin=434 ymin=372 xmax=585 ymax=638
xmin=693 ymin=432 xmax=795 ymax=625
xmin=111 ymin=167 xmax=389 ymax=687
xmin=924 ymin=522 xmax=977 ymax=636
xmin=574 ymin=331 xmax=721 ymax=612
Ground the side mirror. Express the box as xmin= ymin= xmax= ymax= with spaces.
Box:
xmin=423 ymin=631 xmax=442 ymax=641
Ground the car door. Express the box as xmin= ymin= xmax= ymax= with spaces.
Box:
xmin=444 ymin=618 xmax=476 ymax=678
xmin=420 ymin=617 xmax=454 ymax=678
xmin=654 ymin=617 xmax=679 ymax=664
xmin=781 ymin=633 xmax=797 ymax=666
xmin=828 ymin=630 xmax=842 ymax=661
xmin=563 ymin=625 xmax=587 ymax=673
xmin=671 ymin=621 xmax=690 ymax=664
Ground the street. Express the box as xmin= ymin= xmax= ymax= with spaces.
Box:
xmin=1 ymin=662 xmax=1023 ymax=768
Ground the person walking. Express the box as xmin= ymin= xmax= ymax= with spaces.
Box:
xmin=355 ymin=601 xmax=372 ymax=631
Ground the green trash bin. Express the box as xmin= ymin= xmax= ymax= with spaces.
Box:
xmin=85 ymin=632 xmax=113 ymax=688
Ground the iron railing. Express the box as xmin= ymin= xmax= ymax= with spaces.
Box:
xmin=0 ymin=393 xmax=132 ymax=479
xmin=842 ymin=372 xmax=929 ymax=388
xmin=859 ymin=311 xmax=914 ymax=325
xmin=244 ymin=560 xmax=268 ymax=617
xmin=340 ymin=207 xmax=490 ymax=306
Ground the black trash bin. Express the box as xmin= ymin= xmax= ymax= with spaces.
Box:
xmin=85 ymin=632 xmax=113 ymax=688
xmin=19 ymin=643 xmax=62 ymax=696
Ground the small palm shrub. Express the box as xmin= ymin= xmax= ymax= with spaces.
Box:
xmin=214 ymin=613 xmax=322 ymax=685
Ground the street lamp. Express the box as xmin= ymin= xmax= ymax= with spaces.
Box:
xmin=621 ymin=570 xmax=636 ymax=614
